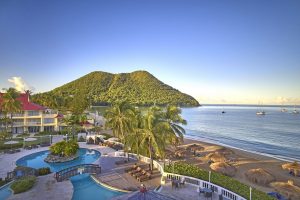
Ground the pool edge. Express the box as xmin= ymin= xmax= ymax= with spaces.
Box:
xmin=90 ymin=175 xmax=131 ymax=193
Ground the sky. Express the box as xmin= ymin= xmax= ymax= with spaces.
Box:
xmin=0 ymin=0 xmax=300 ymax=105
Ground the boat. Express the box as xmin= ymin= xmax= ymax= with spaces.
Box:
xmin=292 ymin=105 xmax=299 ymax=114
xmin=256 ymin=111 xmax=266 ymax=115
xmin=281 ymin=108 xmax=288 ymax=112
xmin=256 ymin=102 xmax=266 ymax=115
xmin=222 ymin=111 xmax=226 ymax=114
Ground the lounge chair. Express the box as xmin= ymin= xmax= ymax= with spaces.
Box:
xmin=129 ymin=167 xmax=142 ymax=175
xmin=133 ymin=169 xmax=147 ymax=178
xmin=137 ymin=172 xmax=151 ymax=182
xmin=125 ymin=164 xmax=138 ymax=172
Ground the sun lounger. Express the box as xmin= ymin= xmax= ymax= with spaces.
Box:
xmin=125 ymin=164 xmax=138 ymax=172
xmin=137 ymin=172 xmax=151 ymax=182
xmin=133 ymin=169 xmax=147 ymax=178
xmin=129 ymin=167 xmax=142 ymax=175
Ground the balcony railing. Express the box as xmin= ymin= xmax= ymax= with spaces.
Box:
xmin=12 ymin=113 xmax=25 ymax=117
xmin=12 ymin=122 xmax=25 ymax=126
xmin=26 ymin=122 xmax=41 ymax=126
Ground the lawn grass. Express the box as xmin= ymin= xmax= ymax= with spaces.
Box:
xmin=10 ymin=176 xmax=36 ymax=194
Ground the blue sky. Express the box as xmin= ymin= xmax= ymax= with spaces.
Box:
xmin=0 ymin=0 xmax=300 ymax=104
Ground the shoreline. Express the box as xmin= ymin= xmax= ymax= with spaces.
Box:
xmin=180 ymin=136 xmax=300 ymax=194
xmin=184 ymin=135 xmax=299 ymax=162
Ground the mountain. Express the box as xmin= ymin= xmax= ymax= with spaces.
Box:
xmin=32 ymin=71 xmax=200 ymax=110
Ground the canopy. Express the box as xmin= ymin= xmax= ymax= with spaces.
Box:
xmin=270 ymin=180 xmax=300 ymax=200
xmin=210 ymin=161 xmax=236 ymax=177
xmin=245 ymin=168 xmax=275 ymax=186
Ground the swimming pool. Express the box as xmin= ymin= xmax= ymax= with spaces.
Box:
xmin=16 ymin=148 xmax=100 ymax=172
xmin=71 ymin=174 xmax=125 ymax=200
xmin=0 ymin=183 xmax=12 ymax=200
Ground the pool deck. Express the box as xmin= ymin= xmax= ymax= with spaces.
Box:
xmin=7 ymin=174 xmax=73 ymax=200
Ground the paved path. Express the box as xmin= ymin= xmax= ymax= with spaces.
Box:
xmin=7 ymin=174 xmax=73 ymax=200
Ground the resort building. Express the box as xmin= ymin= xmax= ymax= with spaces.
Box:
xmin=0 ymin=92 xmax=64 ymax=133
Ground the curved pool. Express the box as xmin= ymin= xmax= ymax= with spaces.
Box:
xmin=71 ymin=174 xmax=125 ymax=200
xmin=16 ymin=148 xmax=100 ymax=172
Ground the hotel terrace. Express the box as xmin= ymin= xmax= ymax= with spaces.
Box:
xmin=0 ymin=92 xmax=64 ymax=134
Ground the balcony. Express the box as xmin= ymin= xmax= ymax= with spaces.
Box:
xmin=27 ymin=122 xmax=41 ymax=126
xmin=12 ymin=122 xmax=25 ymax=126
xmin=12 ymin=113 xmax=25 ymax=117
xmin=43 ymin=114 xmax=57 ymax=118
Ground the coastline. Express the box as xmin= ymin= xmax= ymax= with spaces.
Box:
xmin=180 ymin=136 xmax=300 ymax=193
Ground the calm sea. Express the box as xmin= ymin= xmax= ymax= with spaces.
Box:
xmin=181 ymin=106 xmax=300 ymax=162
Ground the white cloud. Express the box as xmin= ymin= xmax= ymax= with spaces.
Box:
xmin=7 ymin=77 xmax=35 ymax=92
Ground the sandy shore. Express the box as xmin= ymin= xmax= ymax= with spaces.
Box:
xmin=176 ymin=137 xmax=300 ymax=194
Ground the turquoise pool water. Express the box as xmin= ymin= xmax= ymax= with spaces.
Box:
xmin=0 ymin=184 xmax=12 ymax=200
xmin=16 ymin=148 xmax=100 ymax=172
xmin=71 ymin=174 xmax=125 ymax=200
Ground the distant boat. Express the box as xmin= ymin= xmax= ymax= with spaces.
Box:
xmin=256 ymin=111 xmax=266 ymax=115
xmin=222 ymin=110 xmax=226 ymax=114
xmin=281 ymin=108 xmax=288 ymax=112
xmin=256 ymin=102 xmax=266 ymax=115
xmin=293 ymin=105 xmax=299 ymax=114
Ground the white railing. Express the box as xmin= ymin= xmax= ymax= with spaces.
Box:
xmin=26 ymin=122 xmax=41 ymax=125
xmin=121 ymin=152 xmax=246 ymax=200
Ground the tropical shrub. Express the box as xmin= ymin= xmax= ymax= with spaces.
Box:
xmin=38 ymin=167 xmax=51 ymax=176
xmin=49 ymin=140 xmax=79 ymax=157
xmin=10 ymin=176 xmax=36 ymax=194
xmin=165 ymin=162 xmax=275 ymax=200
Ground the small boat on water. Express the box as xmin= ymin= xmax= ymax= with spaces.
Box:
xmin=222 ymin=111 xmax=226 ymax=114
xmin=281 ymin=108 xmax=288 ymax=112
xmin=256 ymin=102 xmax=266 ymax=115
xmin=256 ymin=111 xmax=266 ymax=115
xmin=292 ymin=105 xmax=299 ymax=114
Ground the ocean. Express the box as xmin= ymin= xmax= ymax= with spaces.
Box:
xmin=181 ymin=106 xmax=300 ymax=162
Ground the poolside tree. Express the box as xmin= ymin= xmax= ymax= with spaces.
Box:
xmin=140 ymin=106 xmax=170 ymax=171
xmin=0 ymin=88 xmax=21 ymax=135
xmin=104 ymin=101 xmax=135 ymax=143
xmin=125 ymin=108 xmax=144 ymax=157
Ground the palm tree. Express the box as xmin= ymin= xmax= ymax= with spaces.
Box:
xmin=125 ymin=108 xmax=144 ymax=157
xmin=1 ymin=88 xmax=21 ymax=135
xmin=140 ymin=106 xmax=169 ymax=171
xmin=164 ymin=105 xmax=187 ymax=146
xmin=104 ymin=102 xmax=135 ymax=143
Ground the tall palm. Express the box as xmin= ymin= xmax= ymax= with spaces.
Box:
xmin=164 ymin=105 xmax=187 ymax=147
xmin=140 ymin=106 xmax=169 ymax=171
xmin=1 ymin=88 xmax=21 ymax=135
xmin=104 ymin=102 xmax=135 ymax=143
xmin=125 ymin=108 xmax=144 ymax=157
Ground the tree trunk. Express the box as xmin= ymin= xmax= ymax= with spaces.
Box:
xmin=10 ymin=113 xmax=13 ymax=136
xmin=148 ymin=138 xmax=153 ymax=171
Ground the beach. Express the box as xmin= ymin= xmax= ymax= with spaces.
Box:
xmin=179 ymin=137 xmax=300 ymax=193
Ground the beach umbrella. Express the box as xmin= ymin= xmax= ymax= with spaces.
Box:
xmin=245 ymin=168 xmax=275 ymax=186
xmin=210 ymin=162 xmax=236 ymax=177
xmin=111 ymin=190 xmax=176 ymax=200
xmin=206 ymin=152 xmax=227 ymax=162
xmin=215 ymin=147 xmax=234 ymax=155
xmin=282 ymin=161 xmax=300 ymax=176
xmin=270 ymin=180 xmax=300 ymax=200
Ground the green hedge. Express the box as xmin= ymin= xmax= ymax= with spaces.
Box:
xmin=165 ymin=162 xmax=274 ymax=200
xmin=38 ymin=167 xmax=51 ymax=176
xmin=10 ymin=176 xmax=36 ymax=194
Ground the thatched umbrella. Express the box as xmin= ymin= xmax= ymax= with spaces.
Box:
xmin=186 ymin=144 xmax=204 ymax=151
xmin=245 ymin=168 xmax=275 ymax=186
xmin=215 ymin=147 xmax=234 ymax=155
xmin=210 ymin=162 xmax=236 ymax=177
xmin=206 ymin=152 xmax=227 ymax=162
xmin=175 ymin=149 xmax=186 ymax=158
xmin=282 ymin=161 xmax=300 ymax=176
xmin=270 ymin=180 xmax=300 ymax=200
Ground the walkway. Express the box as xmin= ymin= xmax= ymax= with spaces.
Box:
xmin=7 ymin=174 xmax=73 ymax=200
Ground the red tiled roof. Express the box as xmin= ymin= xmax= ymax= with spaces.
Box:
xmin=0 ymin=92 xmax=46 ymax=111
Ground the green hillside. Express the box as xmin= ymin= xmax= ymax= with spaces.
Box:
xmin=32 ymin=71 xmax=200 ymax=110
